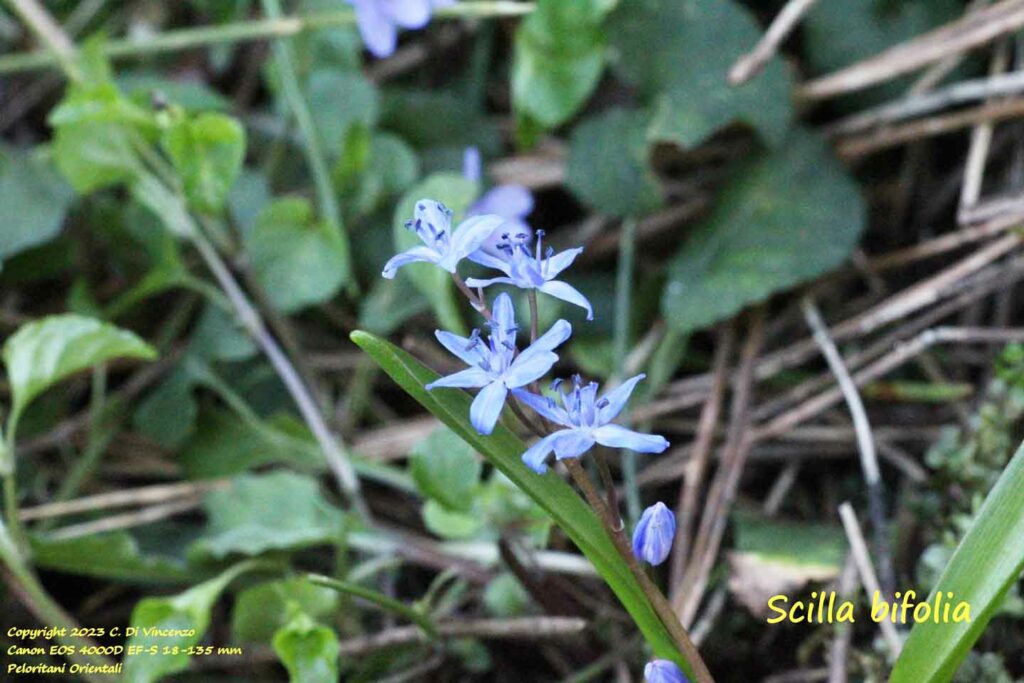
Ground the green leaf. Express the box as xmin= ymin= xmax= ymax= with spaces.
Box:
xmin=662 ymin=129 xmax=865 ymax=332
xmin=423 ymin=499 xmax=486 ymax=540
xmin=133 ymin=367 xmax=198 ymax=449
xmin=130 ymin=172 xmax=197 ymax=238
xmin=162 ymin=112 xmax=246 ymax=214
xmin=0 ymin=146 xmax=74 ymax=263
xmin=609 ymin=0 xmax=792 ymax=148
xmin=123 ymin=561 xmax=260 ymax=683
xmin=566 ymin=108 xmax=661 ymax=216
xmin=391 ymin=173 xmax=479 ymax=333
xmin=246 ymin=197 xmax=348 ymax=312
xmin=2 ymin=314 xmax=156 ymax=423
xmin=410 ymin=427 xmax=482 ymax=512
xmin=484 ymin=573 xmax=530 ymax=617
xmin=337 ymin=132 xmax=420 ymax=218
xmin=350 ymin=330 xmax=691 ymax=674
xmin=232 ymin=578 xmax=338 ymax=644
xmin=512 ymin=0 xmax=607 ymax=128
xmin=272 ymin=610 xmax=340 ymax=683
xmin=30 ymin=531 xmax=190 ymax=583
xmin=189 ymin=472 xmax=344 ymax=560
xmin=307 ymin=69 xmax=379 ymax=153
xmin=49 ymin=82 xmax=154 ymax=193
xmin=891 ymin=441 xmax=1024 ymax=682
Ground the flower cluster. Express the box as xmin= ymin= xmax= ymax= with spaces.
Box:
xmin=383 ymin=196 xmax=668 ymax=475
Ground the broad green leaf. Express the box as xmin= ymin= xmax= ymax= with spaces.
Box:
xmin=484 ymin=573 xmax=530 ymax=617
xmin=133 ymin=367 xmax=198 ymax=449
xmin=123 ymin=561 xmax=260 ymax=682
xmin=307 ymin=69 xmax=379 ymax=153
xmin=118 ymin=73 xmax=231 ymax=111
xmin=272 ymin=610 xmax=340 ymax=683
xmin=189 ymin=303 xmax=257 ymax=362
xmin=232 ymin=578 xmax=338 ymax=644
xmin=49 ymin=82 xmax=154 ymax=193
xmin=189 ymin=471 xmax=345 ymax=560
xmin=423 ymin=499 xmax=486 ymax=540
xmin=162 ymin=112 xmax=246 ymax=214
xmin=337 ymin=132 xmax=420 ymax=218
xmin=803 ymin=0 xmax=959 ymax=105
xmin=512 ymin=0 xmax=607 ymax=128
xmin=391 ymin=173 xmax=479 ymax=333
xmin=350 ymin=330 xmax=691 ymax=674
xmin=246 ymin=197 xmax=348 ymax=312
xmin=0 ymin=146 xmax=74 ymax=263
xmin=2 ymin=314 xmax=156 ymax=423
xmin=30 ymin=531 xmax=190 ymax=583
xmin=410 ymin=427 xmax=482 ymax=512
xmin=891 ymin=441 xmax=1024 ymax=682
xmin=662 ymin=129 xmax=865 ymax=332
xmin=381 ymin=90 xmax=501 ymax=151
xmin=566 ymin=108 xmax=661 ymax=217
xmin=609 ymin=0 xmax=792 ymax=148
xmin=130 ymin=172 xmax=197 ymax=238
xmin=178 ymin=408 xmax=323 ymax=479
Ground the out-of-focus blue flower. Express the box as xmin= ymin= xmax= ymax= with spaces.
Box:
xmin=514 ymin=374 xmax=669 ymax=473
xmin=644 ymin=660 xmax=689 ymax=683
xmin=466 ymin=231 xmax=593 ymax=320
xmin=426 ymin=293 xmax=571 ymax=435
xmin=348 ymin=0 xmax=455 ymax=58
xmin=463 ymin=147 xmax=535 ymax=256
xmin=632 ymin=502 xmax=676 ymax=566
xmin=382 ymin=199 xmax=503 ymax=279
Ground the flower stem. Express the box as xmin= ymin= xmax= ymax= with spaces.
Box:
xmin=0 ymin=2 xmax=535 ymax=76
xmin=614 ymin=217 xmax=640 ymax=523
xmin=306 ymin=573 xmax=437 ymax=639
xmin=527 ymin=290 xmax=539 ymax=343
xmin=563 ymin=459 xmax=715 ymax=683
xmin=452 ymin=273 xmax=492 ymax=320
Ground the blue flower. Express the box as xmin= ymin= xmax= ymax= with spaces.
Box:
xmin=348 ymin=0 xmax=455 ymax=58
xmin=425 ymin=293 xmax=571 ymax=435
xmin=466 ymin=231 xmax=593 ymax=320
xmin=463 ymin=147 xmax=535 ymax=257
xmin=514 ymin=374 xmax=669 ymax=474
xmin=644 ymin=660 xmax=689 ymax=683
xmin=632 ymin=502 xmax=676 ymax=566
xmin=382 ymin=199 xmax=503 ymax=279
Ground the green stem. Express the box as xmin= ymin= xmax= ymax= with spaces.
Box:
xmin=305 ymin=573 xmax=438 ymax=639
xmin=260 ymin=0 xmax=354 ymax=295
xmin=0 ymin=3 xmax=534 ymax=75
xmin=2 ymin=413 xmax=27 ymax=553
xmin=613 ymin=217 xmax=640 ymax=523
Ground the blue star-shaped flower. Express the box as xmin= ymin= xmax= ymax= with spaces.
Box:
xmin=644 ymin=660 xmax=690 ymax=683
xmin=425 ymin=293 xmax=571 ymax=435
xmin=514 ymin=374 xmax=669 ymax=473
xmin=382 ymin=199 xmax=503 ymax=279
xmin=632 ymin=502 xmax=676 ymax=566
xmin=466 ymin=231 xmax=593 ymax=320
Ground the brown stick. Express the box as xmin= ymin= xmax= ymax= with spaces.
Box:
xmin=799 ymin=0 xmax=1024 ymax=101
xmin=728 ymin=0 xmax=818 ymax=85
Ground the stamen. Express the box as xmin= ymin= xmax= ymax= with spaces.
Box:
xmin=596 ymin=398 xmax=610 ymax=409
xmin=551 ymin=378 xmax=563 ymax=391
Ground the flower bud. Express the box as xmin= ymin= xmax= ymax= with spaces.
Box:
xmin=644 ymin=659 xmax=689 ymax=683
xmin=631 ymin=502 xmax=676 ymax=566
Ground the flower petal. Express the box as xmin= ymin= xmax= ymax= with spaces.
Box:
xmin=527 ymin=319 xmax=572 ymax=354
xmin=467 ymin=249 xmax=513 ymax=274
xmin=552 ymin=430 xmax=596 ymax=461
xmin=545 ymin=247 xmax=583 ymax=278
xmin=465 ymin=276 xmax=516 ymax=289
xmin=538 ymin=279 xmax=594 ymax=320
xmin=351 ymin=0 xmax=398 ymax=57
xmin=449 ymin=214 xmax=505 ymax=264
xmin=491 ymin=292 xmax=517 ymax=341
xmin=593 ymin=424 xmax=669 ymax=453
xmin=471 ymin=185 xmax=534 ymax=219
xmin=382 ymin=245 xmax=439 ymax=279
xmin=382 ymin=0 xmax=431 ymax=29
xmin=597 ymin=373 xmax=646 ymax=423
xmin=644 ymin=659 xmax=689 ymax=683
xmin=414 ymin=199 xmax=452 ymax=235
xmin=463 ymin=146 xmax=482 ymax=182
xmin=470 ymin=381 xmax=508 ymax=435
xmin=435 ymin=330 xmax=483 ymax=366
xmin=504 ymin=350 xmax=558 ymax=388
xmin=632 ymin=502 xmax=675 ymax=566
xmin=521 ymin=431 xmax=563 ymax=474
xmin=511 ymin=389 xmax=571 ymax=426
xmin=425 ymin=367 xmax=492 ymax=390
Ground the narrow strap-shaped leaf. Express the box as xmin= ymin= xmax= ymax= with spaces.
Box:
xmin=890 ymin=440 xmax=1024 ymax=682
xmin=350 ymin=330 xmax=691 ymax=673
